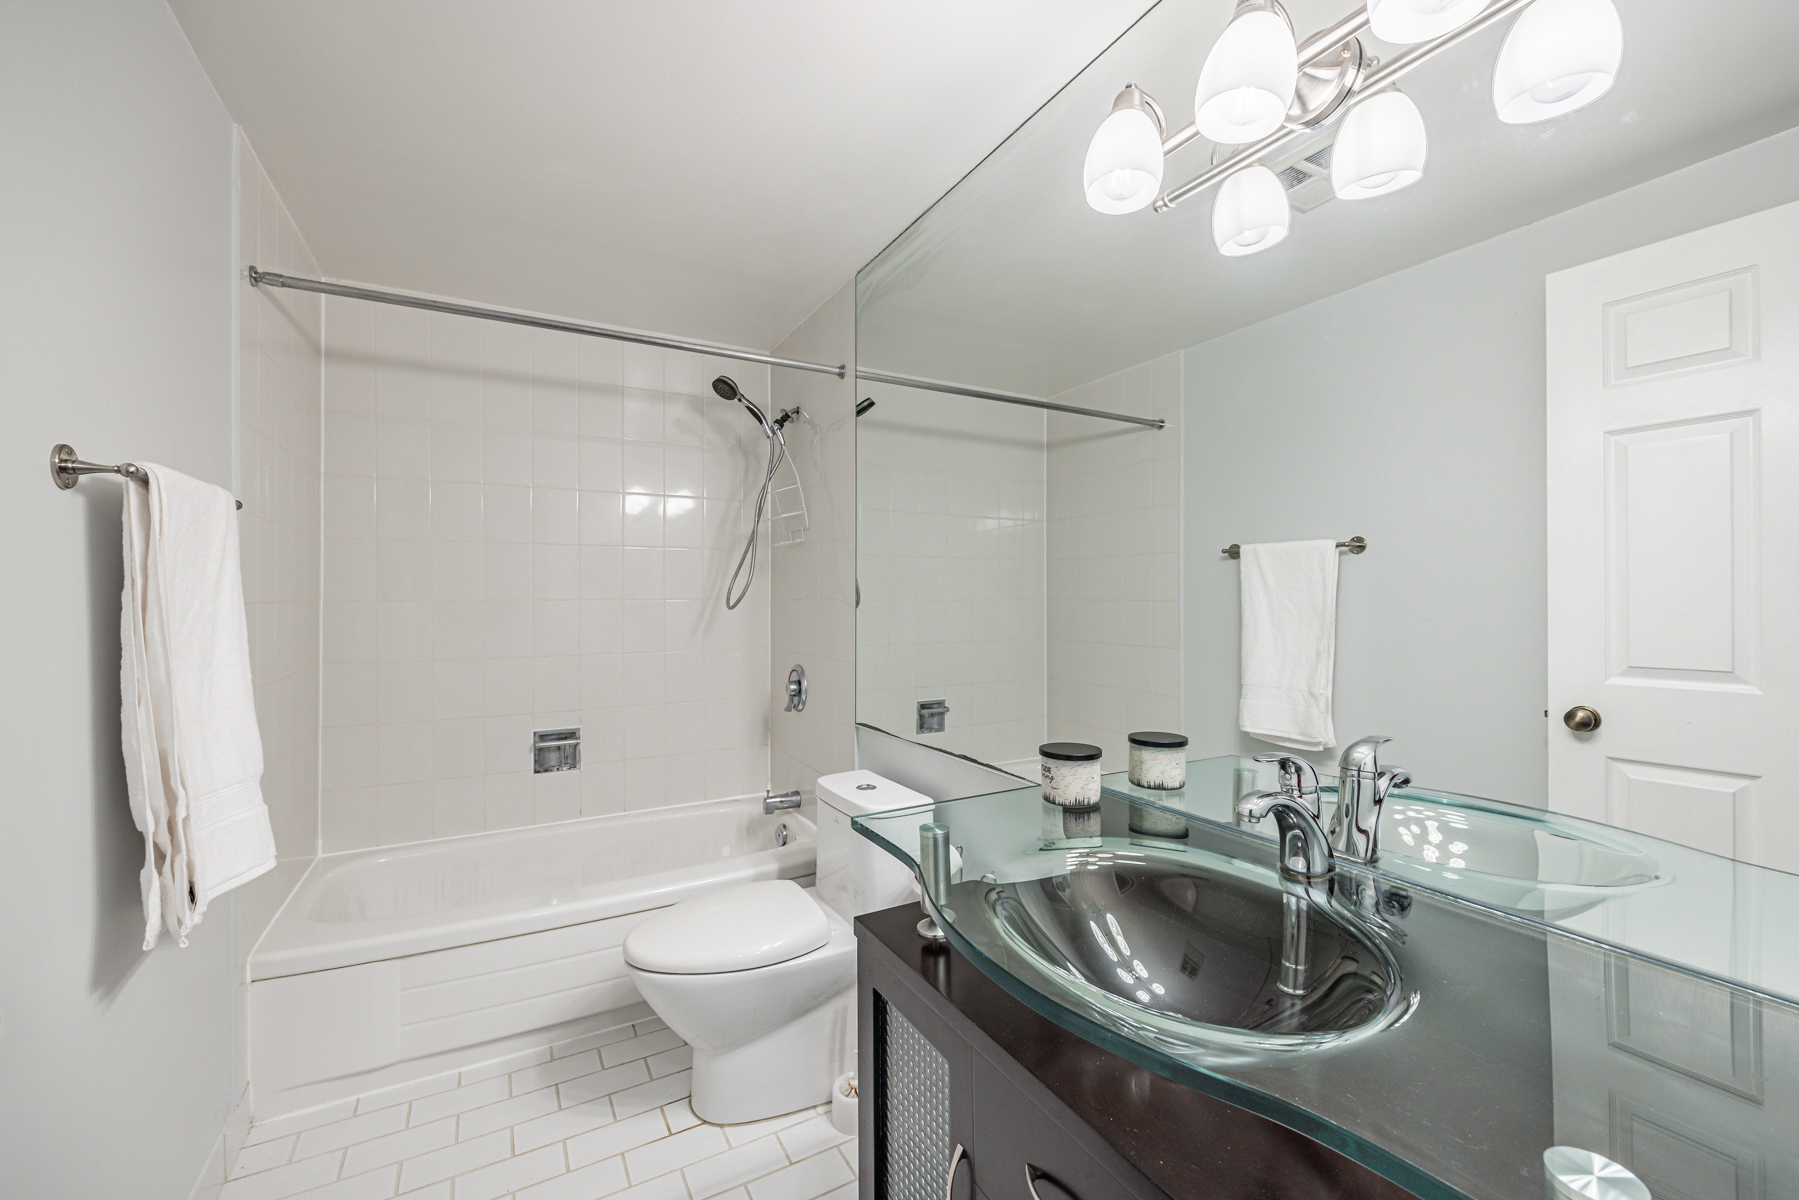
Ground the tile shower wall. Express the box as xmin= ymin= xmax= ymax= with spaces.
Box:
xmin=856 ymin=381 xmax=1046 ymax=773
xmin=233 ymin=132 xmax=324 ymax=1148
xmin=1045 ymin=353 xmax=1182 ymax=769
xmin=319 ymin=304 xmax=772 ymax=851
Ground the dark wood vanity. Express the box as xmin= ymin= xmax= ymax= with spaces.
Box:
xmin=856 ymin=903 xmax=1418 ymax=1200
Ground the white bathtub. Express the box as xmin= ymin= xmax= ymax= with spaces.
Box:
xmin=250 ymin=798 xmax=814 ymax=1117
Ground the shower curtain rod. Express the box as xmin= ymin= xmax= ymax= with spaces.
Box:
xmin=247 ymin=269 xmax=847 ymax=379
xmin=856 ymin=369 xmax=1166 ymax=429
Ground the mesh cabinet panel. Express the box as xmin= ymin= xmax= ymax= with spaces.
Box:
xmin=876 ymin=993 xmax=952 ymax=1200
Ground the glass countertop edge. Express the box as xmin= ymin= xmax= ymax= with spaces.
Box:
xmin=879 ymin=848 xmax=1471 ymax=1200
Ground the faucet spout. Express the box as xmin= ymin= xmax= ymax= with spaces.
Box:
xmin=1329 ymin=736 xmax=1407 ymax=864
xmin=1235 ymin=791 xmax=1335 ymax=881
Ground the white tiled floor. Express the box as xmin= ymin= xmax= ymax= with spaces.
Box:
xmin=225 ymin=1019 xmax=857 ymax=1200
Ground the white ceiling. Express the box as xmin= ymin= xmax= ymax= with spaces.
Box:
xmin=167 ymin=0 xmax=1160 ymax=352
xmin=856 ymin=0 xmax=1799 ymax=396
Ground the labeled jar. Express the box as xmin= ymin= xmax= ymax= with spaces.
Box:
xmin=1128 ymin=731 xmax=1189 ymax=790
xmin=1040 ymin=742 xmax=1103 ymax=808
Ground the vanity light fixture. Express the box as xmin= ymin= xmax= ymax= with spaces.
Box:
xmin=1213 ymin=165 xmax=1291 ymax=255
xmin=1491 ymin=0 xmax=1623 ymax=124
xmin=1193 ymin=0 xmax=1300 ymax=145
xmin=1081 ymin=0 xmax=1619 ymax=256
xmin=1367 ymin=0 xmax=1492 ymax=45
xmin=1084 ymin=85 xmax=1168 ymax=214
xmin=1330 ymin=89 xmax=1427 ymax=199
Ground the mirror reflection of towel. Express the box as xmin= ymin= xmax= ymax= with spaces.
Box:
xmin=121 ymin=464 xmax=276 ymax=949
xmin=1238 ymin=539 xmax=1339 ymax=752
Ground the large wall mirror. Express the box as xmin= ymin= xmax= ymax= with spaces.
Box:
xmin=854 ymin=0 xmax=1799 ymax=875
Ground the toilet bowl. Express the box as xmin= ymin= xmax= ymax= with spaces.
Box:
xmin=624 ymin=772 xmax=928 ymax=1124
xmin=625 ymin=880 xmax=856 ymax=1124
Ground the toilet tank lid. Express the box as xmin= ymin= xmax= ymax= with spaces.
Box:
xmin=624 ymin=880 xmax=828 ymax=975
xmin=816 ymin=770 xmax=932 ymax=816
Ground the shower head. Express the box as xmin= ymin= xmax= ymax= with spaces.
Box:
xmin=711 ymin=375 xmax=776 ymax=438
xmin=855 ymin=398 xmax=875 ymax=417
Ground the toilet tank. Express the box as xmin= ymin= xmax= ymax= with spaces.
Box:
xmin=815 ymin=770 xmax=931 ymax=919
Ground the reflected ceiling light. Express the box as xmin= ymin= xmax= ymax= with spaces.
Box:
xmin=1194 ymin=0 xmax=1299 ymax=145
xmin=1212 ymin=165 xmax=1290 ymax=256
xmin=1367 ymin=0 xmax=1492 ymax=46
xmin=1330 ymin=90 xmax=1427 ymax=199
xmin=1492 ymin=0 xmax=1622 ymax=124
xmin=1083 ymin=84 xmax=1167 ymax=214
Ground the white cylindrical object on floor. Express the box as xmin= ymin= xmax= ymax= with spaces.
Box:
xmin=830 ymin=1071 xmax=858 ymax=1136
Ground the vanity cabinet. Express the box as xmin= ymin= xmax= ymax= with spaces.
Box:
xmin=856 ymin=903 xmax=1415 ymax=1200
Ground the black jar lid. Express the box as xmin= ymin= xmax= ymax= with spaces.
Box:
xmin=1128 ymin=731 xmax=1189 ymax=749
xmin=1040 ymin=741 xmax=1102 ymax=762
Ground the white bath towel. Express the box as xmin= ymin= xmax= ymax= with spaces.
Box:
xmin=121 ymin=464 xmax=275 ymax=949
xmin=1238 ymin=539 xmax=1339 ymax=752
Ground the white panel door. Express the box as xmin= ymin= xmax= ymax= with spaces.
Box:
xmin=1547 ymin=200 xmax=1799 ymax=873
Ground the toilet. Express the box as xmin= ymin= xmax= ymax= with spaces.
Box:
xmin=623 ymin=771 xmax=926 ymax=1124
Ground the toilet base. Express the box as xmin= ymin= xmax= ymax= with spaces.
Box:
xmin=689 ymin=985 xmax=854 ymax=1125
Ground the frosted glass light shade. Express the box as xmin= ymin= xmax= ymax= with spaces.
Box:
xmin=1084 ymin=106 xmax=1165 ymax=214
xmin=1212 ymin=165 xmax=1290 ymax=256
xmin=1492 ymin=0 xmax=1622 ymax=124
xmin=1194 ymin=7 xmax=1298 ymax=145
xmin=1331 ymin=91 xmax=1427 ymax=200
xmin=1367 ymin=0 xmax=1491 ymax=45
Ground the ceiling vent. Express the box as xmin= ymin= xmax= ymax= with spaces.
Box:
xmin=1267 ymin=135 xmax=1337 ymax=213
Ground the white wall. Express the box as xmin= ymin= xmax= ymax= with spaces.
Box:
xmin=0 ymin=2 xmax=240 ymax=1196
xmin=1046 ymin=354 xmax=1182 ymax=770
xmin=1182 ymin=125 xmax=1799 ymax=806
xmin=771 ymin=285 xmax=858 ymax=805
xmin=318 ymin=303 xmax=773 ymax=850
xmin=856 ymin=380 xmax=1046 ymax=771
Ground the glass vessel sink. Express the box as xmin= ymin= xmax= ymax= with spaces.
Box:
xmin=962 ymin=843 xmax=1413 ymax=1054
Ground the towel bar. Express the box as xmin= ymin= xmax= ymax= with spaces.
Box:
xmin=1223 ymin=536 xmax=1365 ymax=559
xmin=51 ymin=444 xmax=242 ymax=510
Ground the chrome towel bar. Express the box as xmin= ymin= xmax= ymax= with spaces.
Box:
xmin=1223 ymin=536 xmax=1365 ymax=559
xmin=51 ymin=444 xmax=242 ymax=510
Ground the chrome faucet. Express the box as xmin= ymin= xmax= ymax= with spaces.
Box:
xmin=1234 ymin=791 xmax=1334 ymax=882
xmin=1328 ymin=737 xmax=1411 ymax=864
xmin=1252 ymin=753 xmax=1322 ymax=816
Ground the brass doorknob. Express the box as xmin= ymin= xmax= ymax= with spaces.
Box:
xmin=1563 ymin=706 xmax=1602 ymax=732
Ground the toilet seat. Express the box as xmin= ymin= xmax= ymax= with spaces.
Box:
xmin=624 ymin=879 xmax=829 ymax=974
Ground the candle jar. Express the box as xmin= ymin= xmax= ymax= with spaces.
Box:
xmin=1127 ymin=731 xmax=1189 ymax=790
xmin=1039 ymin=742 xmax=1103 ymax=807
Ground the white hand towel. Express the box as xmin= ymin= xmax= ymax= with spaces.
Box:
xmin=121 ymin=464 xmax=275 ymax=949
xmin=1238 ymin=539 xmax=1339 ymax=752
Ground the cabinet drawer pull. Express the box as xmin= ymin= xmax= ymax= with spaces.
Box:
xmin=1025 ymin=1163 xmax=1072 ymax=1200
xmin=945 ymin=1143 xmax=967 ymax=1200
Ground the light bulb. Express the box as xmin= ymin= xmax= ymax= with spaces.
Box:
xmin=1492 ymin=0 xmax=1622 ymax=124
xmin=1083 ymin=88 xmax=1166 ymax=215
xmin=1212 ymin=165 xmax=1290 ymax=256
xmin=1368 ymin=0 xmax=1491 ymax=45
xmin=1331 ymin=90 xmax=1427 ymax=200
xmin=1194 ymin=4 xmax=1298 ymax=145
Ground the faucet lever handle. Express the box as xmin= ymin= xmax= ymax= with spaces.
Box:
xmin=1252 ymin=753 xmax=1321 ymax=811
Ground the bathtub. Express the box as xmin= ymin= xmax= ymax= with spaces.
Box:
xmin=249 ymin=798 xmax=814 ymax=1117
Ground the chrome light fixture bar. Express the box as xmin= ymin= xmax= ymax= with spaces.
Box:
xmin=247 ymin=269 xmax=847 ymax=379
xmin=1152 ymin=0 xmax=1544 ymax=213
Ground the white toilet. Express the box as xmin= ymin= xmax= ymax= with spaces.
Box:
xmin=623 ymin=771 xmax=926 ymax=1125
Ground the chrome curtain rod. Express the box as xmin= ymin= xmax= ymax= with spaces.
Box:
xmin=856 ymin=369 xmax=1166 ymax=430
xmin=1154 ymin=0 xmax=1535 ymax=211
xmin=247 ymin=269 xmax=847 ymax=379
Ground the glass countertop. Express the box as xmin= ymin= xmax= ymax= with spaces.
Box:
xmin=1097 ymin=755 xmax=1799 ymax=1009
xmin=854 ymin=785 xmax=1799 ymax=1200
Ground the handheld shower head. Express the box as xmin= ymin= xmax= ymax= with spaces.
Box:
xmin=711 ymin=375 xmax=776 ymax=438
xmin=711 ymin=375 xmax=743 ymax=402
xmin=710 ymin=375 xmax=786 ymax=613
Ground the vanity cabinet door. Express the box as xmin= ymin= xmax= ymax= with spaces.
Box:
xmin=865 ymin=957 xmax=977 ymax=1200
xmin=972 ymin=1054 xmax=1162 ymax=1200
